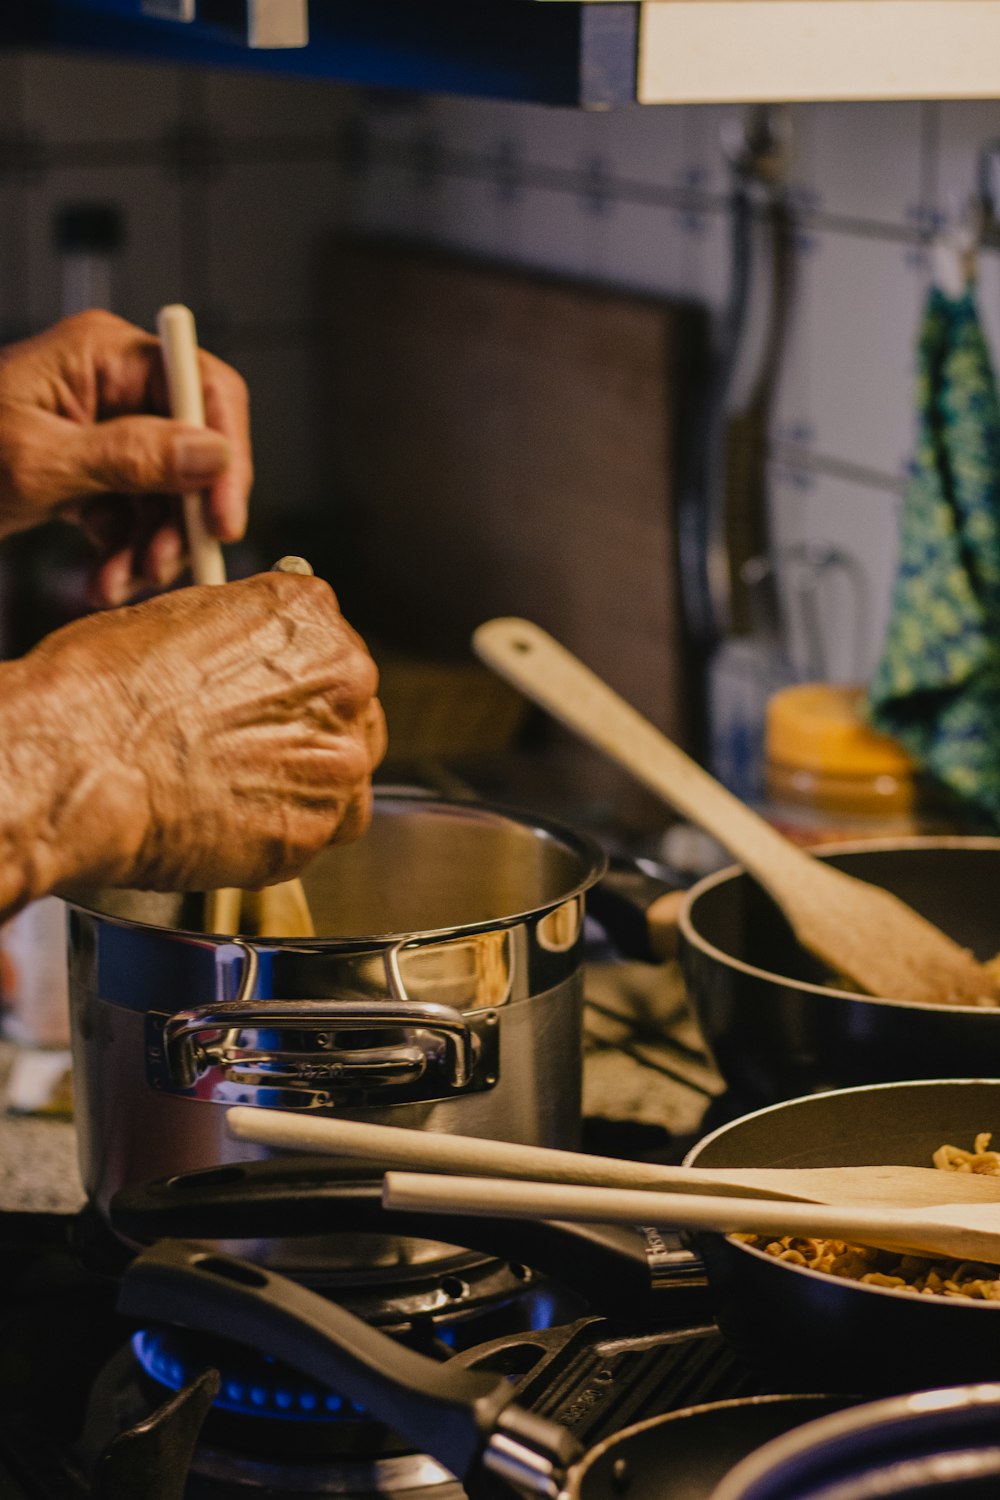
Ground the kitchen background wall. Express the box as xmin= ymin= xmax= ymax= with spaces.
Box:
xmin=2 ymin=49 xmax=1000 ymax=716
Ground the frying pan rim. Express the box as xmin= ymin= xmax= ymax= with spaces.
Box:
xmin=570 ymin=1391 xmax=857 ymax=1486
xmin=709 ymin=1381 xmax=1000 ymax=1500
xmin=678 ymin=836 xmax=1000 ymax=1014
xmin=684 ymin=1077 xmax=1000 ymax=1311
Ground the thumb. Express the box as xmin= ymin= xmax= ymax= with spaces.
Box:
xmin=70 ymin=415 xmax=231 ymax=498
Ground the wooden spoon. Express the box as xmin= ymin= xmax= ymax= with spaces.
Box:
xmin=156 ymin=304 xmax=315 ymax=940
xmin=472 ymin=617 xmax=997 ymax=1008
xmin=382 ymin=1171 xmax=1000 ymax=1266
xmin=225 ymin=1108 xmax=1000 ymax=1209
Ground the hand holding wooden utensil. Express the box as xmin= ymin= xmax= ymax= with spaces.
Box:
xmin=157 ymin=304 xmax=315 ymax=938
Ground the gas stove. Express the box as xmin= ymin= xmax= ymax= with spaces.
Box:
xmin=0 ymin=952 xmax=771 ymax=1500
xmin=0 ymin=1177 xmax=758 ymax=1499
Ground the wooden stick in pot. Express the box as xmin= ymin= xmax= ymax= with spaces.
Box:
xmin=472 ymin=618 xmax=999 ymax=1008
xmin=381 ymin=1171 xmax=1000 ymax=1265
xmin=156 ymin=304 xmax=314 ymax=938
xmin=225 ymin=1106 xmax=1000 ymax=1209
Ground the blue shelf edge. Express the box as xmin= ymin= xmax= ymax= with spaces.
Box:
xmin=0 ymin=1 xmax=640 ymax=106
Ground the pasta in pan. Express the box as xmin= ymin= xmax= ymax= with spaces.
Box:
xmin=733 ymin=1134 xmax=1000 ymax=1301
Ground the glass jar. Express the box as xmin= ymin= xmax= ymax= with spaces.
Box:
xmin=763 ymin=683 xmax=963 ymax=847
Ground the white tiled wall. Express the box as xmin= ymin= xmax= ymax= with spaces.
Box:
xmin=3 ymin=49 xmax=1000 ymax=690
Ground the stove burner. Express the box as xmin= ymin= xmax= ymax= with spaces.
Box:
xmin=133 ymin=1327 xmax=367 ymax=1423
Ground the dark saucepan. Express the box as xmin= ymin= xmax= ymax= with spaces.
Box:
xmin=679 ymin=839 xmax=1000 ymax=1107
xmin=711 ymin=1384 xmax=1000 ymax=1500
xmin=685 ymin=1078 xmax=1000 ymax=1394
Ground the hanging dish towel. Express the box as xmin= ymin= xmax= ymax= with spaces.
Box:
xmin=867 ymin=270 xmax=1000 ymax=827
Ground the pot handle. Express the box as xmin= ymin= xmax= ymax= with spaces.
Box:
xmin=151 ymin=938 xmax=500 ymax=1107
xmin=164 ymin=998 xmax=480 ymax=1088
xmin=108 ymin=1160 xmax=712 ymax=1321
xmin=118 ymin=1238 xmax=582 ymax=1493
xmin=587 ymin=858 xmax=687 ymax=963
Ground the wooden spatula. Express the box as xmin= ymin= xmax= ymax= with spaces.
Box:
xmin=382 ymin=1171 xmax=1000 ymax=1265
xmin=472 ymin=617 xmax=998 ymax=1007
xmin=157 ymin=304 xmax=315 ymax=940
xmin=225 ymin=1107 xmax=1000 ymax=1209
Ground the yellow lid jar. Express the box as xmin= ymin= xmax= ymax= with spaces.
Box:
xmin=764 ymin=683 xmax=953 ymax=847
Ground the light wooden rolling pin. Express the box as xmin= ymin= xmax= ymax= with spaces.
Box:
xmin=156 ymin=303 xmax=315 ymax=938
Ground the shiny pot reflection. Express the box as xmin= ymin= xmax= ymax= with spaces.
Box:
xmin=65 ymin=792 xmax=606 ymax=1274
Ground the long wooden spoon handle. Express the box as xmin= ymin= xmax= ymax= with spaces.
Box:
xmin=158 ymin=303 xmax=233 ymax=933
xmin=156 ymin=303 xmax=227 ymax=588
xmin=381 ymin=1172 xmax=978 ymax=1261
xmin=225 ymin=1108 xmax=799 ymax=1199
xmin=472 ymin=618 xmax=803 ymax=892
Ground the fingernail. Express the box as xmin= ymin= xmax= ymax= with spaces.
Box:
xmin=174 ymin=432 xmax=229 ymax=483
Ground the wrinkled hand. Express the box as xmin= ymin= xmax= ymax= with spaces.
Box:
xmin=25 ymin=572 xmax=386 ymax=895
xmin=0 ymin=309 xmax=251 ymax=606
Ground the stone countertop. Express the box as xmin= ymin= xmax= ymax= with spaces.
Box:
xmin=0 ymin=1041 xmax=84 ymax=1214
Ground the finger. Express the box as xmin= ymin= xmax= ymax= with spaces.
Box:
xmin=87 ymin=545 xmax=137 ymax=608
xmin=200 ymin=352 xmax=252 ymax=542
xmin=72 ymin=494 xmax=134 ymax=558
xmin=365 ymin=698 xmax=388 ymax=769
xmin=330 ymin=781 xmax=374 ymax=847
xmin=63 ymin=412 xmax=231 ymax=503
xmin=137 ymin=519 xmax=185 ymax=588
xmin=78 ymin=494 xmax=175 ymax=590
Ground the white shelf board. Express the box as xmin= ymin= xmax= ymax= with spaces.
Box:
xmin=639 ymin=1 xmax=1000 ymax=103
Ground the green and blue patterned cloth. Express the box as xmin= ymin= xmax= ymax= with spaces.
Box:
xmin=867 ymin=283 xmax=1000 ymax=827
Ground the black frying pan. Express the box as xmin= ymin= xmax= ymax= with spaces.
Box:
xmin=684 ymin=1078 xmax=1000 ymax=1393
xmin=679 ymin=840 xmax=1000 ymax=1107
xmin=710 ymin=1384 xmax=1000 ymax=1499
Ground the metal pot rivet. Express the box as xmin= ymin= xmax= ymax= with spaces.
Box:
xmin=611 ymin=1458 xmax=631 ymax=1492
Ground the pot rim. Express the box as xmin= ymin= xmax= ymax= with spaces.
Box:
xmin=678 ymin=836 xmax=1000 ymax=1015
xmin=684 ymin=1077 xmax=1000 ymax=1312
xmin=62 ymin=790 xmax=610 ymax=947
xmin=571 ymin=1392 xmax=853 ymax=1495
xmin=710 ymin=1382 xmax=1000 ymax=1500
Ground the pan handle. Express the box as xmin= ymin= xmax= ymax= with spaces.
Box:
xmin=118 ymin=1239 xmax=581 ymax=1492
xmin=588 ymin=857 xmax=687 ymax=963
xmin=108 ymin=1160 xmax=711 ymax=1320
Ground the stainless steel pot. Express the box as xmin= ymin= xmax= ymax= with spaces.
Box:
xmin=65 ymin=792 xmax=606 ymax=1272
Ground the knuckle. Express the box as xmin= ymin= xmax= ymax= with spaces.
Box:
xmin=0 ymin=429 xmax=41 ymax=501
xmin=101 ymin=426 xmax=162 ymax=489
xmin=63 ymin=308 xmax=125 ymax=341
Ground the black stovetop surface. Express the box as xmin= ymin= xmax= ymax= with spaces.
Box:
xmin=0 ymin=1202 xmax=765 ymax=1500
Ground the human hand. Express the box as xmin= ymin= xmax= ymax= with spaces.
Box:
xmin=0 ymin=309 xmax=252 ymax=606
xmin=17 ymin=572 xmax=385 ymax=898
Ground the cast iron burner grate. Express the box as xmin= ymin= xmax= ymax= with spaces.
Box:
xmin=0 ymin=1212 xmax=756 ymax=1500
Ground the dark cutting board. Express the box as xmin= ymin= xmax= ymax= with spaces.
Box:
xmin=321 ymin=238 xmax=707 ymax=807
